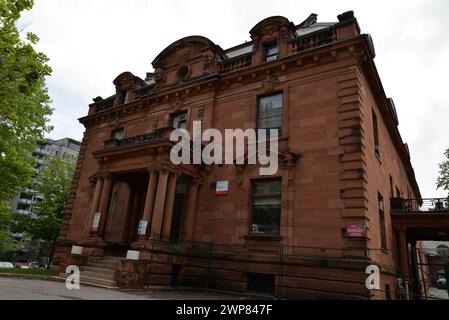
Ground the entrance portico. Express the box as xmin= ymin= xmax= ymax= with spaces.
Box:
xmin=79 ymin=130 xmax=206 ymax=254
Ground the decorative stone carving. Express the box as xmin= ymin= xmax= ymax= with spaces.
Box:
xmin=152 ymin=117 xmax=159 ymax=131
xmin=171 ymin=98 xmax=184 ymax=112
xmin=154 ymin=68 xmax=166 ymax=84
xmin=197 ymin=105 xmax=205 ymax=121
xmin=261 ymin=75 xmax=279 ymax=93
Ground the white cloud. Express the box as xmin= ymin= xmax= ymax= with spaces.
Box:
xmin=18 ymin=0 xmax=449 ymax=197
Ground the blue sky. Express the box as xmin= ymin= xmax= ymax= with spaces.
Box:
xmin=18 ymin=0 xmax=449 ymax=198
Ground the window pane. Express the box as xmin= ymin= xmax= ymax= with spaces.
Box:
xmin=265 ymin=44 xmax=278 ymax=62
xmin=252 ymin=204 xmax=280 ymax=234
xmin=253 ymin=180 xmax=282 ymax=194
xmin=123 ymin=91 xmax=129 ymax=104
xmin=171 ymin=113 xmax=187 ymax=129
xmin=258 ymin=94 xmax=283 ymax=133
xmin=252 ymin=179 xmax=281 ymax=234
xmin=113 ymin=128 xmax=125 ymax=140
xmin=266 ymin=45 xmax=278 ymax=56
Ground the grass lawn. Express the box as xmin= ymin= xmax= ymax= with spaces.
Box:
xmin=0 ymin=268 xmax=57 ymax=276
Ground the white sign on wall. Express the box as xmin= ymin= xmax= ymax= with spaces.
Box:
xmin=138 ymin=219 xmax=148 ymax=236
xmin=216 ymin=181 xmax=229 ymax=196
xmin=92 ymin=212 xmax=101 ymax=232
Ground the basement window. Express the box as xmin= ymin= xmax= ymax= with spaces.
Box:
xmin=247 ymin=273 xmax=275 ymax=294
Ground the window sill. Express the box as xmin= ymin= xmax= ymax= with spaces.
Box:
xmin=244 ymin=234 xmax=282 ymax=241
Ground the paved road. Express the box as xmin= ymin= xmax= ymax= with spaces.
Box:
xmin=0 ymin=277 xmax=245 ymax=300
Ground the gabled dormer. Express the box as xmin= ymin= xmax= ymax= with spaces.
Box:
xmin=151 ymin=36 xmax=226 ymax=89
xmin=112 ymin=72 xmax=146 ymax=107
xmin=249 ymin=16 xmax=296 ymax=64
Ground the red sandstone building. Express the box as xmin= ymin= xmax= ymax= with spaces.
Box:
xmin=55 ymin=12 xmax=449 ymax=299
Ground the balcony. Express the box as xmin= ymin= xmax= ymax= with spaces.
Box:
xmin=18 ymin=198 xmax=34 ymax=205
xmin=103 ymin=128 xmax=171 ymax=150
xmin=391 ymin=198 xmax=449 ymax=214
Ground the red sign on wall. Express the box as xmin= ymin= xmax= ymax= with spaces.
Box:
xmin=345 ymin=224 xmax=366 ymax=238
xmin=216 ymin=181 xmax=229 ymax=196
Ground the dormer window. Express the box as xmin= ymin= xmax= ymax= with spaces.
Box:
xmin=121 ymin=90 xmax=129 ymax=104
xmin=264 ymin=43 xmax=279 ymax=62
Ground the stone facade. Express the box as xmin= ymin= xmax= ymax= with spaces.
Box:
xmin=54 ymin=12 xmax=421 ymax=299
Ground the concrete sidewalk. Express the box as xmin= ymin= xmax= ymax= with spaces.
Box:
xmin=0 ymin=277 xmax=247 ymax=300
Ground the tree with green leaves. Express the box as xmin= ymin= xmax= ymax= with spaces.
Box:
xmin=23 ymin=155 xmax=76 ymax=267
xmin=0 ymin=0 xmax=53 ymax=208
xmin=437 ymin=148 xmax=449 ymax=195
xmin=0 ymin=0 xmax=52 ymax=258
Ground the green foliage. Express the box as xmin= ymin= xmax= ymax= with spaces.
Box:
xmin=0 ymin=203 xmax=21 ymax=259
xmin=437 ymin=148 xmax=449 ymax=194
xmin=0 ymin=268 xmax=57 ymax=276
xmin=0 ymin=0 xmax=53 ymax=211
xmin=27 ymin=156 xmax=76 ymax=242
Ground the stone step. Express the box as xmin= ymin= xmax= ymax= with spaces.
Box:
xmin=86 ymin=262 xmax=116 ymax=270
xmin=89 ymin=257 xmax=118 ymax=264
xmin=97 ymin=257 xmax=122 ymax=263
xmin=79 ymin=275 xmax=117 ymax=287
xmin=59 ymin=273 xmax=118 ymax=289
xmin=102 ymin=255 xmax=123 ymax=260
xmin=81 ymin=271 xmax=116 ymax=281
xmin=80 ymin=266 xmax=115 ymax=275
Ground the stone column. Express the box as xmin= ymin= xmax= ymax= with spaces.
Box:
xmin=161 ymin=173 xmax=178 ymax=239
xmin=182 ymin=180 xmax=200 ymax=242
xmin=139 ymin=170 xmax=159 ymax=238
xmin=85 ymin=177 xmax=104 ymax=235
xmin=97 ymin=175 xmax=114 ymax=237
xmin=149 ymin=169 xmax=169 ymax=239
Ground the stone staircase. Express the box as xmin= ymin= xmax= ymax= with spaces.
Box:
xmin=59 ymin=256 xmax=122 ymax=288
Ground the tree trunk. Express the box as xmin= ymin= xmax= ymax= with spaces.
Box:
xmin=47 ymin=236 xmax=57 ymax=270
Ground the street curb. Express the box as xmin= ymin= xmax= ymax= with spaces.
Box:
xmin=0 ymin=273 xmax=65 ymax=283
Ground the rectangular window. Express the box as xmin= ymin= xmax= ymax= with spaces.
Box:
xmin=378 ymin=193 xmax=387 ymax=250
xmin=251 ymin=179 xmax=281 ymax=235
xmin=171 ymin=112 xmax=187 ymax=130
xmin=112 ymin=128 xmax=125 ymax=140
xmin=258 ymin=93 xmax=283 ymax=137
xmin=121 ymin=91 xmax=129 ymax=104
xmin=389 ymin=175 xmax=394 ymax=198
xmin=372 ymin=110 xmax=380 ymax=156
xmin=264 ymin=43 xmax=279 ymax=62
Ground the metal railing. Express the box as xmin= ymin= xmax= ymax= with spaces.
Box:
xmin=391 ymin=198 xmax=449 ymax=213
xmin=290 ymin=27 xmax=337 ymax=53
xmin=219 ymin=53 xmax=252 ymax=73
